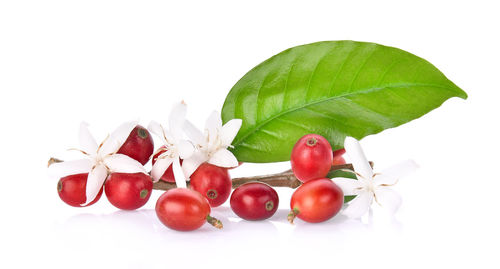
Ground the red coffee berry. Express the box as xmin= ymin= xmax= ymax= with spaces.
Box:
xmin=230 ymin=182 xmax=279 ymax=221
xmin=190 ymin=163 xmax=232 ymax=207
xmin=290 ymin=134 xmax=333 ymax=182
xmin=332 ymin=148 xmax=346 ymax=166
xmin=155 ymin=188 xmax=222 ymax=231
xmin=117 ymin=125 xmax=154 ymax=165
xmin=57 ymin=173 xmax=103 ymax=207
xmin=288 ymin=178 xmax=343 ymax=223
xmin=105 ymin=172 xmax=153 ymax=210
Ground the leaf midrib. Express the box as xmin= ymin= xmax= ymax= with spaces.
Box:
xmin=232 ymin=82 xmax=459 ymax=147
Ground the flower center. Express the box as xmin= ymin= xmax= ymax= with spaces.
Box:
xmin=365 ymin=181 xmax=375 ymax=193
xmin=94 ymin=155 xmax=105 ymax=166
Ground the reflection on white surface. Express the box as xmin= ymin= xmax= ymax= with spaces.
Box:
xmin=50 ymin=203 xmax=407 ymax=269
xmin=55 ymin=205 xmax=403 ymax=243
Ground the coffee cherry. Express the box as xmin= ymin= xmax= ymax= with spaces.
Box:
xmin=105 ymin=173 xmax=153 ymax=210
xmin=155 ymin=188 xmax=222 ymax=231
xmin=230 ymin=182 xmax=279 ymax=221
xmin=190 ymin=163 xmax=232 ymax=207
xmin=57 ymin=173 xmax=103 ymax=207
xmin=117 ymin=125 xmax=154 ymax=165
xmin=288 ymin=178 xmax=343 ymax=223
xmin=290 ymin=134 xmax=333 ymax=182
xmin=332 ymin=148 xmax=346 ymax=165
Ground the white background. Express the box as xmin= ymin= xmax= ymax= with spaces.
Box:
xmin=1 ymin=0 xmax=499 ymax=268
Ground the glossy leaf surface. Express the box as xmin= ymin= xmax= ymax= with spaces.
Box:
xmin=222 ymin=41 xmax=467 ymax=162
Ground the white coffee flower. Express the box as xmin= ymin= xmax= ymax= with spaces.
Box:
xmin=48 ymin=121 xmax=146 ymax=205
xmin=332 ymin=137 xmax=418 ymax=218
xmin=182 ymin=111 xmax=242 ymax=178
xmin=148 ymin=102 xmax=194 ymax=187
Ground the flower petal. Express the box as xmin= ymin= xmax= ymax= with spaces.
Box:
xmin=148 ymin=121 xmax=167 ymax=144
xmin=374 ymin=159 xmax=418 ymax=186
xmin=205 ymin=111 xmax=222 ymax=148
xmin=344 ymin=137 xmax=373 ymax=181
xmin=342 ymin=191 xmax=373 ymax=219
xmin=78 ymin=122 xmax=98 ymax=153
xmin=183 ymin=120 xmax=205 ymax=146
xmin=151 ymin=157 xmax=174 ymax=182
xmin=374 ymin=187 xmax=402 ymax=214
xmin=221 ymin=119 xmax=242 ymax=147
xmin=103 ymin=154 xmax=146 ymax=174
xmin=208 ymin=148 xmax=239 ymax=168
xmin=158 ymin=149 xmax=173 ymax=159
xmin=100 ymin=121 xmax=138 ymax=155
xmin=182 ymin=152 xmax=207 ymax=178
xmin=169 ymin=102 xmax=187 ymax=139
xmin=331 ymin=177 xmax=363 ymax=196
xmin=172 ymin=158 xmax=187 ymax=188
xmin=48 ymin=159 xmax=92 ymax=178
xmin=83 ymin=164 xmax=108 ymax=206
xmin=177 ymin=140 xmax=194 ymax=159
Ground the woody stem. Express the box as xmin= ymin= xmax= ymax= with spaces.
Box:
xmin=152 ymin=162 xmax=367 ymax=190
xmin=47 ymin=157 xmax=371 ymax=191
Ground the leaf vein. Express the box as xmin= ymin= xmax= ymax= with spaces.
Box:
xmin=328 ymin=43 xmax=361 ymax=96
xmin=281 ymin=61 xmax=295 ymax=112
xmin=232 ymin=83 xmax=458 ymax=146
xmin=348 ymin=46 xmax=378 ymax=90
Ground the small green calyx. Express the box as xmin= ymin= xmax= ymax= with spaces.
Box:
xmin=137 ymin=128 xmax=148 ymax=139
xmin=306 ymin=138 xmax=317 ymax=146
xmin=207 ymin=189 xmax=218 ymax=199
xmin=265 ymin=201 xmax=274 ymax=211
xmin=139 ymin=189 xmax=149 ymax=199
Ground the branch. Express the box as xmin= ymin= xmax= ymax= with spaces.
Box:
xmin=152 ymin=163 xmax=366 ymax=191
xmin=47 ymin=157 xmax=370 ymax=191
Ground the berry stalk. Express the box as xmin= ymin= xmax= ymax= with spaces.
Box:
xmin=287 ymin=208 xmax=300 ymax=224
xmin=206 ymin=215 xmax=223 ymax=229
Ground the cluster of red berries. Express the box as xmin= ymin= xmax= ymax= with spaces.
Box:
xmin=57 ymin=126 xmax=154 ymax=209
xmin=56 ymin=126 xmax=346 ymax=231
xmin=288 ymin=134 xmax=345 ymax=223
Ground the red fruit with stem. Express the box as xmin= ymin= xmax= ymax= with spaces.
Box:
xmin=151 ymin=146 xmax=183 ymax=183
xmin=190 ymin=163 xmax=232 ymax=207
xmin=288 ymin=178 xmax=343 ymax=224
xmin=117 ymin=125 xmax=154 ymax=165
xmin=332 ymin=148 xmax=346 ymax=166
xmin=155 ymin=188 xmax=223 ymax=231
xmin=291 ymin=134 xmax=333 ymax=182
xmin=57 ymin=173 xmax=103 ymax=207
xmin=230 ymin=182 xmax=279 ymax=221
xmin=105 ymin=172 xmax=153 ymax=210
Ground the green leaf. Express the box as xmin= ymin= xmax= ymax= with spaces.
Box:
xmin=222 ymin=41 xmax=467 ymax=163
